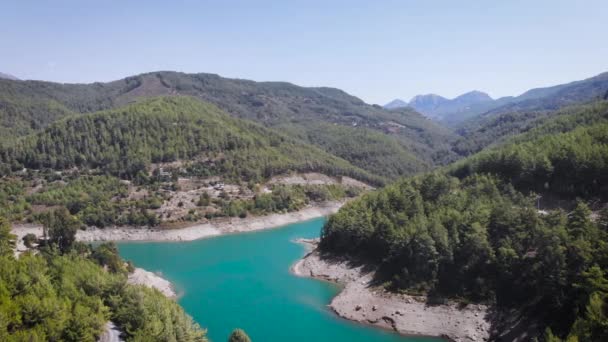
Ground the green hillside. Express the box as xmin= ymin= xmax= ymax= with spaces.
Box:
xmin=276 ymin=121 xmax=429 ymax=179
xmin=450 ymin=106 xmax=608 ymax=199
xmin=0 ymin=215 xmax=206 ymax=341
xmin=0 ymin=96 xmax=381 ymax=185
xmin=0 ymin=72 xmax=456 ymax=176
xmin=320 ymin=101 xmax=608 ymax=340
xmin=453 ymin=100 xmax=608 ymax=155
xmin=441 ymin=71 xmax=608 ymax=130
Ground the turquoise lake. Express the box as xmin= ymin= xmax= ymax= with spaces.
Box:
xmin=118 ymin=217 xmax=440 ymax=342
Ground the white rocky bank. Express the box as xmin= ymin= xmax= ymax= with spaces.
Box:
xmin=292 ymin=240 xmax=491 ymax=342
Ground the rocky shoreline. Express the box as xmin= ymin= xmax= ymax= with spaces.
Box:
xmin=127 ymin=268 xmax=177 ymax=298
xmin=11 ymin=202 xmax=342 ymax=301
xmin=11 ymin=201 xmax=344 ymax=246
xmin=291 ymin=240 xmax=491 ymax=342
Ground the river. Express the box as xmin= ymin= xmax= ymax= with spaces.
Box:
xmin=118 ymin=217 xmax=440 ymax=342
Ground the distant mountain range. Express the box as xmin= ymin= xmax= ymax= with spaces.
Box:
xmin=384 ymin=90 xmax=495 ymax=124
xmin=385 ymin=71 xmax=608 ymax=126
xmin=0 ymin=72 xmax=19 ymax=80
xmin=0 ymin=71 xmax=457 ymax=181
xmin=383 ymin=99 xmax=408 ymax=110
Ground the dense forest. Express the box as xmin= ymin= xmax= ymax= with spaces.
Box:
xmin=277 ymin=121 xmax=428 ymax=179
xmin=320 ymin=102 xmax=608 ymax=340
xmin=322 ymin=172 xmax=608 ymax=340
xmin=0 ymin=72 xmax=456 ymax=177
xmin=452 ymin=100 xmax=608 ymax=156
xmin=451 ymin=120 xmax=608 ymax=199
xmin=0 ymin=213 xmax=207 ymax=341
xmin=0 ymin=97 xmax=382 ymax=185
xmin=2 ymin=70 xmax=606 ymax=174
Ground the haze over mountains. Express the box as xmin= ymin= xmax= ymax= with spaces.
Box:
xmin=3 ymin=69 xmax=608 ymax=177
xmin=385 ymin=71 xmax=608 ymax=126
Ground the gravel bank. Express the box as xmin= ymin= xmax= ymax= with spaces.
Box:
xmin=127 ymin=268 xmax=177 ymax=298
xmin=292 ymin=243 xmax=491 ymax=342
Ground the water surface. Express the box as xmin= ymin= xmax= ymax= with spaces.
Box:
xmin=118 ymin=217 xmax=439 ymax=342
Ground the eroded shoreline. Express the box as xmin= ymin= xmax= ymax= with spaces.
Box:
xmin=291 ymin=240 xmax=492 ymax=342
xmin=127 ymin=268 xmax=177 ymax=298
xmin=11 ymin=202 xmax=343 ymax=300
xmin=11 ymin=202 xmax=492 ymax=341
xmin=11 ymin=201 xmax=344 ymax=247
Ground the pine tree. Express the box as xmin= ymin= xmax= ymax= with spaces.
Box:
xmin=44 ymin=208 xmax=80 ymax=253
xmin=0 ymin=216 xmax=16 ymax=256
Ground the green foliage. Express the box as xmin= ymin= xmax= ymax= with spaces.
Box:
xmin=0 ymin=215 xmax=207 ymax=341
xmin=216 ymin=184 xmax=356 ymax=218
xmin=323 ymin=172 xmax=608 ymax=336
xmin=453 ymin=100 xmax=608 ymax=156
xmin=197 ymin=192 xmax=211 ymax=207
xmin=28 ymin=175 xmax=127 ymax=213
xmin=0 ymin=179 xmax=29 ymax=221
xmin=0 ymin=217 xmax=15 ymax=257
xmin=0 ymin=85 xmax=75 ymax=143
xmin=110 ymin=285 xmax=206 ymax=342
xmin=567 ymin=292 xmax=608 ymax=341
xmin=450 ymin=121 xmax=608 ymax=199
xmin=322 ymin=173 xmax=523 ymax=298
xmin=0 ymin=71 xmax=455 ymax=177
xmin=92 ymin=242 xmax=128 ymax=274
xmin=0 ymin=97 xmax=382 ymax=185
xmin=0 ymin=253 xmax=117 ymax=341
xmin=42 ymin=208 xmax=81 ymax=253
xmin=228 ymin=328 xmax=251 ymax=342
xmin=28 ymin=175 xmax=160 ymax=228
xmin=22 ymin=233 xmax=37 ymax=248
xmin=278 ymin=121 xmax=428 ymax=179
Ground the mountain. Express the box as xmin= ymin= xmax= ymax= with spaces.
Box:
xmin=407 ymin=94 xmax=449 ymax=116
xmin=0 ymin=72 xmax=18 ymax=80
xmin=451 ymin=90 xmax=493 ymax=105
xmin=383 ymin=99 xmax=408 ymax=109
xmin=0 ymin=71 xmax=458 ymax=178
xmin=0 ymin=96 xmax=381 ymax=184
xmin=403 ymin=71 xmax=608 ymax=128
xmin=453 ymin=72 xmax=608 ymax=155
xmin=478 ymin=71 xmax=608 ymax=117
xmin=402 ymin=91 xmax=494 ymax=124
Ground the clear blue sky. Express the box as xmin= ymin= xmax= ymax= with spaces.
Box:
xmin=1 ymin=0 xmax=607 ymax=104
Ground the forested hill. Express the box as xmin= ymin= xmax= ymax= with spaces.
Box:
xmin=452 ymin=73 xmax=608 ymax=155
xmin=0 ymin=72 xmax=456 ymax=177
xmin=485 ymin=71 xmax=608 ymax=116
xmin=320 ymin=101 xmax=608 ymax=340
xmin=452 ymin=99 xmax=608 ymax=156
xmin=0 ymin=217 xmax=208 ymax=341
xmin=0 ymin=96 xmax=382 ymax=184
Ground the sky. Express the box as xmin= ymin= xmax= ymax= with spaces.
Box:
xmin=1 ymin=0 xmax=607 ymax=104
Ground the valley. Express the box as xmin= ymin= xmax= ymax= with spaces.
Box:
xmin=1 ymin=68 xmax=607 ymax=342
xmin=0 ymin=67 xmax=608 ymax=341
xmin=4 ymin=3 xmax=608 ymax=341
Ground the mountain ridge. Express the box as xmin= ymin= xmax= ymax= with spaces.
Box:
xmin=0 ymin=96 xmax=382 ymax=184
xmin=385 ymin=71 xmax=608 ymax=126
xmin=0 ymin=71 xmax=456 ymax=178
xmin=384 ymin=90 xmax=494 ymax=121
xmin=0 ymin=72 xmax=19 ymax=80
